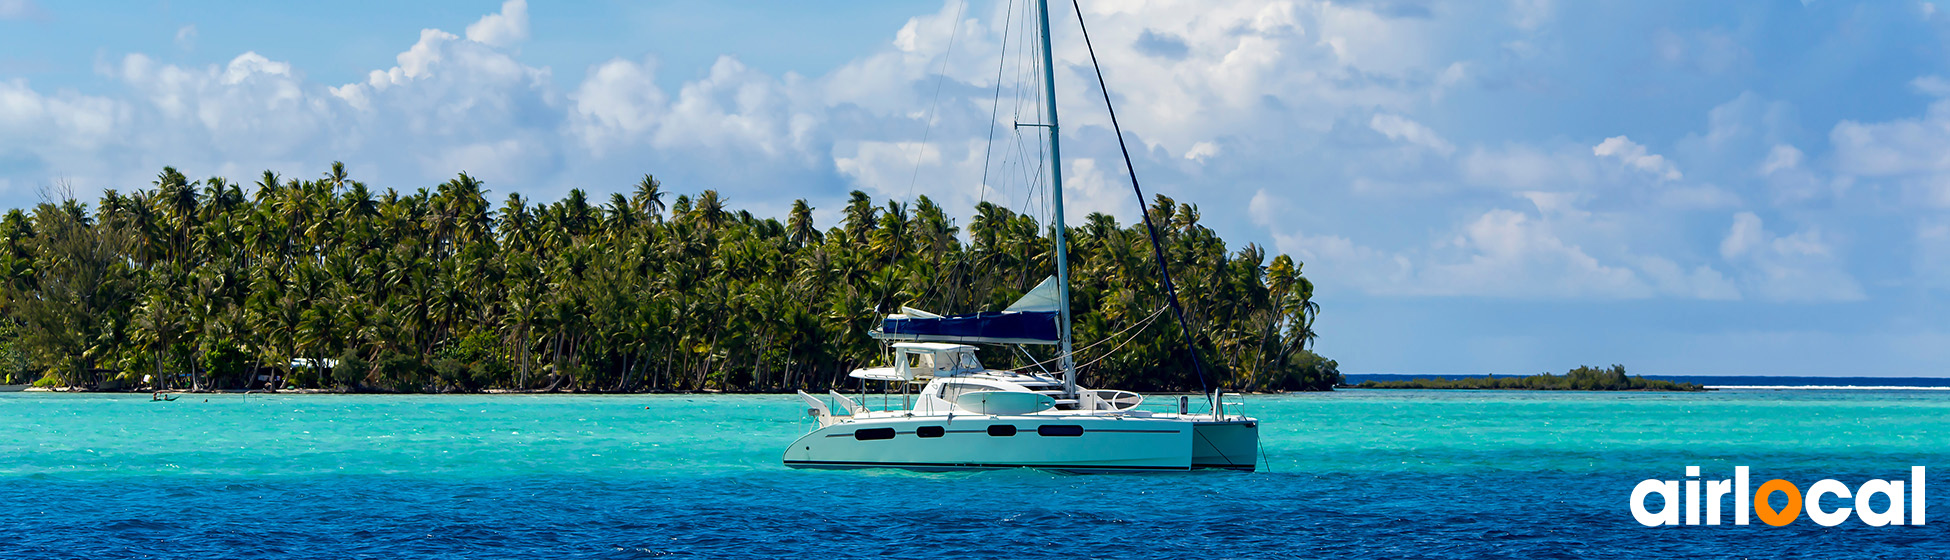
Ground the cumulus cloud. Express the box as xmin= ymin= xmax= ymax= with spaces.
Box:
xmin=1593 ymin=135 xmax=1682 ymax=181
xmin=1831 ymin=97 xmax=1950 ymax=207
xmin=1257 ymin=188 xmax=1736 ymax=300
xmin=1718 ymin=212 xmax=1864 ymax=302
xmin=1369 ymin=113 xmax=1454 ymax=155
xmin=465 ymin=0 xmax=530 ymax=49
xmin=0 ymin=0 xmax=1923 ymax=314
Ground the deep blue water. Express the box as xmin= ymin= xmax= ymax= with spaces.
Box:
xmin=1347 ymin=373 xmax=1950 ymax=388
xmin=2 ymin=391 xmax=1947 ymax=559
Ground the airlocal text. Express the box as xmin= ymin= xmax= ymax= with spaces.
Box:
xmin=1631 ymin=466 xmax=1925 ymax=527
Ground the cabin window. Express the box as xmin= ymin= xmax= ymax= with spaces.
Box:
xmin=956 ymin=352 xmax=982 ymax=370
xmin=1037 ymin=425 xmax=1084 ymax=437
xmin=916 ymin=426 xmax=945 ymax=438
xmin=987 ymin=425 xmax=1017 ymax=437
xmin=854 ymin=428 xmax=896 ymax=441
xmin=905 ymin=352 xmax=935 ymax=371
xmin=940 ymin=381 xmax=986 ymax=403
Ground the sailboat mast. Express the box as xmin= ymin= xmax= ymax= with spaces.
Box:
xmin=1033 ymin=0 xmax=1077 ymax=398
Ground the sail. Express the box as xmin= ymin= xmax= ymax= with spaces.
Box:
xmin=1004 ymin=276 xmax=1060 ymax=313
xmin=875 ymin=310 xmax=1059 ymax=345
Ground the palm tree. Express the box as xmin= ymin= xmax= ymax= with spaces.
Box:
xmin=1 ymin=164 xmax=1332 ymax=393
xmin=787 ymin=199 xmax=819 ymax=248
xmin=631 ymin=174 xmax=665 ymax=222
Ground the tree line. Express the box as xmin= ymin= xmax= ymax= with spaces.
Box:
xmin=1353 ymin=365 xmax=1706 ymax=391
xmin=0 ymin=164 xmax=1337 ymax=393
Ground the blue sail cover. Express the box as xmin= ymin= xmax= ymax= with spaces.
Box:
xmin=877 ymin=311 xmax=1060 ymax=345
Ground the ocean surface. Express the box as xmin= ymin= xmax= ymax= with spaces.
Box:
xmin=1347 ymin=373 xmax=1950 ymax=389
xmin=3 ymin=389 xmax=1947 ymax=559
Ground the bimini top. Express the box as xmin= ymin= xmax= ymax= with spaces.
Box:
xmin=872 ymin=277 xmax=1062 ymax=345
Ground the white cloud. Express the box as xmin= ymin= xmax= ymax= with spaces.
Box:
xmin=653 ymin=57 xmax=819 ymax=160
xmin=0 ymin=0 xmax=1513 ymax=215
xmin=568 ymin=57 xmax=668 ymax=154
xmin=1758 ymin=143 xmax=1801 ymax=176
xmin=1258 ymin=189 xmax=1735 ymax=300
xmin=1755 ymin=143 xmax=1839 ymax=203
xmin=834 ymin=140 xmax=942 ymax=200
xmin=1419 ymin=208 xmax=1651 ymax=299
xmin=1593 ymin=135 xmax=1682 ymax=181
xmin=0 ymin=0 xmax=1910 ymax=315
xmin=175 ymin=25 xmax=198 ymax=51
xmin=1832 ymin=101 xmax=1950 ymax=177
xmin=1369 ymin=113 xmax=1454 ymax=156
xmin=0 ymin=78 xmax=122 ymax=153
xmin=1634 ymin=255 xmax=1741 ymax=300
xmin=1912 ymin=75 xmax=1950 ymax=97
xmin=1184 ymin=141 xmax=1220 ymax=162
xmin=1718 ymin=212 xmax=1864 ymax=302
xmin=1830 ymin=97 xmax=1950 ymax=207
xmin=465 ymin=0 xmax=530 ymax=49
xmin=0 ymin=2 xmax=582 ymax=195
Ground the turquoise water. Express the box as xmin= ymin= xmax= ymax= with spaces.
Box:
xmin=2 ymin=390 xmax=1946 ymax=558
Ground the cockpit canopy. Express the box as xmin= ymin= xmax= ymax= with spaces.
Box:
xmin=851 ymin=342 xmax=983 ymax=382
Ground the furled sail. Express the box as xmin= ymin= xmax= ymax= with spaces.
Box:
xmin=872 ymin=277 xmax=1061 ymax=345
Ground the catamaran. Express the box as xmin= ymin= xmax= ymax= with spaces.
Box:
xmin=782 ymin=0 xmax=1259 ymax=473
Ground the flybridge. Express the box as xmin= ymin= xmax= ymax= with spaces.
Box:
xmin=873 ymin=276 xmax=1061 ymax=346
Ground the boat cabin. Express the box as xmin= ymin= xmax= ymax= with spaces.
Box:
xmin=897 ymin=342 xmax=983 ymax=381
xmin=867 ymin=342 xmax=980 ymax=382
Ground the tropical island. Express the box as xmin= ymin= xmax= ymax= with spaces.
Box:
xmin=1350 ymin=365 xmax=1709 ymax=392
xmin=0 ymin=164 xmax=1340 ymax=394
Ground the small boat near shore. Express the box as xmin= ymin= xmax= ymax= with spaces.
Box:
xmin=0 ymin=384 xmax=27 ymax=392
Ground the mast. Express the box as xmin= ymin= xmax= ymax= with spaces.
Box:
xmin=1034 ymin=0 xmax=1077 ymax=398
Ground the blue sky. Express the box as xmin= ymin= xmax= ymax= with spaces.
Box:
xmin=3 ymin=0 xmax=1950 ymax=376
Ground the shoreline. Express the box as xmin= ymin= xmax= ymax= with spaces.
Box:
xmin=19 ymin=387 xmax=1303 ymax=396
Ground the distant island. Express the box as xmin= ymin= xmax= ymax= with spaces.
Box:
xmin=0 ymin=164 xmax=1341 ymax=394
xmin=1350 ymin=365 xmax=1709 ymax=392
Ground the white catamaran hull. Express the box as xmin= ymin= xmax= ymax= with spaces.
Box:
xmin=1191 ymin=420 xmax=1259 ymax=470
xmin=784 ymin=415 xmax=1256 ymax=472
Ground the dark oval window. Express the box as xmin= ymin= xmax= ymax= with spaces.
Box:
xmin=987 ymin=425 xmax=1017 ymax=437
xmin=1037 ymin=425 xmax=1084 ymax=437
xmin=854 ymin=428 xmax=896 ymax=441
xmin=916 ymin=426 xmax=945 ymax=438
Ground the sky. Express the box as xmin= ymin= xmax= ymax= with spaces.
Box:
xmin=3 ymin=0 xmax=1950 ymax=377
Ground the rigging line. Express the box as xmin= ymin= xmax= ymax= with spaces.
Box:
xmin=977 ymin=0 xmax=1018 ymax=205
xmin=1008 ymin=304 xmax=1167 ymax=371
xmin=1069 ymin=0 xmax=1214 ymax=405
xmin=1071 ymin=304 xmax=1170 ymax=372
xmin=1013 ymin=345 xmax=1053 ymax=374
xmin=1011 ymin=0 xmax=1035 ymax=127
xmin=903 ymin=0 xmax=972 ymax=202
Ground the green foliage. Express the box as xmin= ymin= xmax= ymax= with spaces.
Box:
xmin=375 ymin=351 xmax=425 ymax=391
xmin=1355 ymin=365 xmax=1708 ymax=392
xmin=1279 ymin=350 xmax=1341 ymax=391
xmin=431 ymin=358 xmax=469 ymax=391
xmin=0 ymin=198 xmax=137 ymax=387
xmin=0 ymin=165 xmax=1333 ymax=393
xmin=0 ymin=340 xmax=31 ymax=385
xmin=333 ymin=349 xmax=369 ymax=390
xmin=200 ymin=341 xmax=248 ymax=388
